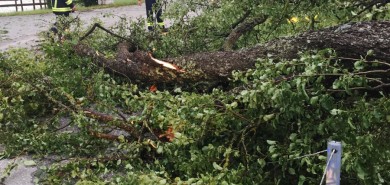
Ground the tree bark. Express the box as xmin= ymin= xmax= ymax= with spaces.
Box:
xmin=74 ymin=21 xmax=390 ymax=85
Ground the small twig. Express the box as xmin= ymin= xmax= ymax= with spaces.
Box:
xmin=79 ymin=23 xmax=130 ymax=41
xmin=116 ymin=109 xmax=128 ymax=122
xmin=327 ymin=83 xmax=390 ymax=92
xmin=54 ymin=120 xmax=73 ymax=132
xmin=89 ymin=130 xmax=120 ymax=141
xmin=213 ymin=100 xmax=254 ymax=124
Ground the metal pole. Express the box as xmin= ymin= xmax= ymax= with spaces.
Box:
xmin=326 ymin=141 xmax=342 ymax=185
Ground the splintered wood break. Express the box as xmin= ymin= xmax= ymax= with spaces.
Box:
xmin=148 ymin=53 xmax=186 ymax=73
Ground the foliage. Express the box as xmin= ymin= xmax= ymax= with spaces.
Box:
xmin=1 ymin=1 xmax=390 ymax=184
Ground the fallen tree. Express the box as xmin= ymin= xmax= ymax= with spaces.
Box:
xmin=2 ymin=14 xmax=390 ymax=184
xmin=74 ymin=21 xmax=390 ymax=89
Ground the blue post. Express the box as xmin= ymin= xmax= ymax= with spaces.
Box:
xmin=326 ymin=141 xmax=342 ymax=185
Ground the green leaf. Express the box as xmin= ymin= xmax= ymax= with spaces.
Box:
xmin=23 ymin=160 xmax=36 ymax=167
xmin=118 ymin=135 xmax=126 ymax=143
xmin=347 ymin=118 xmax=357 ymax=129
xmin=378 ymin=173 xmax=385 ymax=183
xmin=257 ymin=159 xmax=266 ymax=168
xmin=330 ymin=109 xmax=343 ymax=115
xmin=269 ymin=145 xmax=276 ymax=153
xmin=266 ymin=140 xmax=277 ymax=145
xmin=213 ymin=162 xmax=223 ymax=171
xmin=157 ymin=145 xmax=164 ymax=154
xmin=354 ymin=60 xmax=364 ymax=70
xmin=366 ymin=49 xmax=374 ymax=56
xmin=71 ymin=170 xmax=77 ymax=178
xmin=365 ymin=13 xmax=373 ymax=19
xmin=288 ymin=168 xmax=296 ymax=175
xmin=357 ymin=165 xmax=366 ymax=180
xmin=310 ymin=96 xmax=319 ymax=105
xmin=159 ymin=179 xmax=167 ymax=184
xmin=298 ymin=175 xmax=306 ymax=185
xmin=289 ymin=133 xmax=297 ymax=141
xmin=240 ymin=90 xmax=249 ymax=96
xmin=263 ymin=114 xmax=275 ymax=121
xmin=125 ymin=164 xmax=133 ymax=170
xmin=230 ymin=102 xmax=238 ymax=108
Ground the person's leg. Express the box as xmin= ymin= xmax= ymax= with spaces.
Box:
xmin=153 ymin=0 xmax=167 ymax=32
xmin=53 ymin=12 xmax=70 ymax=32
xmin=52 ymin=12 xmax=70 ymax=41
xmin=155 ymin=2 xmax=165 ymax=29
xmin=145 ymin=0 xmax=156 ymax=30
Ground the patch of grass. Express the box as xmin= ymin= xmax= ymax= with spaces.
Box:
xmin=0 ymin=9 xmax=52 ymax=17
xmin=81 ymin=0 xmax=138 ymax=10
xmin=114 ymin=0 xmax=137 ymax=6
xmin=0 ymin=30 xmax=9 ymax=34
xmin=0 ymin=0 xmax=138 ymax=17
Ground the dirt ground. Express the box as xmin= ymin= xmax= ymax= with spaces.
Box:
xmin=0 ymin=4 xmax=152 ymax=51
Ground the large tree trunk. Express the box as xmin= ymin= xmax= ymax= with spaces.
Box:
xmin=74 ymin=21 xmax=390 ymax=85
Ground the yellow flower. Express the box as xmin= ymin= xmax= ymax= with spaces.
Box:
xmin=287 ymin=16 xmax=299 ymax=24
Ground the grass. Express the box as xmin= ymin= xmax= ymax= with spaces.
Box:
xmin=0 ymin=0 xmax=139 ymax=17
xmin=0 ymin=30 xmax=9 ymax=34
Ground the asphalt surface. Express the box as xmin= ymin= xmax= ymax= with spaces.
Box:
xmin=0 ymin=4 xmax=148 ymax=51
xmin=0 ymin=157 xmax=38 ymax=185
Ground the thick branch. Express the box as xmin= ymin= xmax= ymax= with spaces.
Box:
xmin=223 ymin=14 xmax=268 ymax=51
xmin=74 ymin=21 xmax=390 ymax=86
xmin=80 ymin=23 xmax=137 ymax=52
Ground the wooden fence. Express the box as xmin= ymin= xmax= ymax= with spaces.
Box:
xmin=0 ymin=0 xmax=47 ymax=12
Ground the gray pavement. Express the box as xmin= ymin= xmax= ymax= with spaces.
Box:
xmin=0 ymin=158 xmax=38 ymax=185
xmin=0 ymin=144 xmax=37 ymax=185
xmin=0 ymin=4 xmax=148 ymax=51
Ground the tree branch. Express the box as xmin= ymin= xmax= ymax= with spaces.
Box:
xmin=223 ymin=14 xmax=268 ymax=51
xmin=74 ymin=21 xmax=390 ymax=90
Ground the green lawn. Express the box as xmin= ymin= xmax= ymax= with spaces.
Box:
xmin=0 ymin=0 xmax=138 ymax=17
xmin=113 ymin=0 xmax=138 ymax=6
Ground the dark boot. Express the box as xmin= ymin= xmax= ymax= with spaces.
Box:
xmin=147 ymin=21 xmax=154 ymax=31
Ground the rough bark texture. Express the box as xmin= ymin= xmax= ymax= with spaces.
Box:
xmin=74 ymin=21 xmax=390 ymax=85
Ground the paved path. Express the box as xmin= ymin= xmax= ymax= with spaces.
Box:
xmin=1 ymin=145 xmax=38 ymax=185
xmin=0 ymin=4 xmax=148 ymax=51
xmin=0 ymin=157 xmax=38 ymax=185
